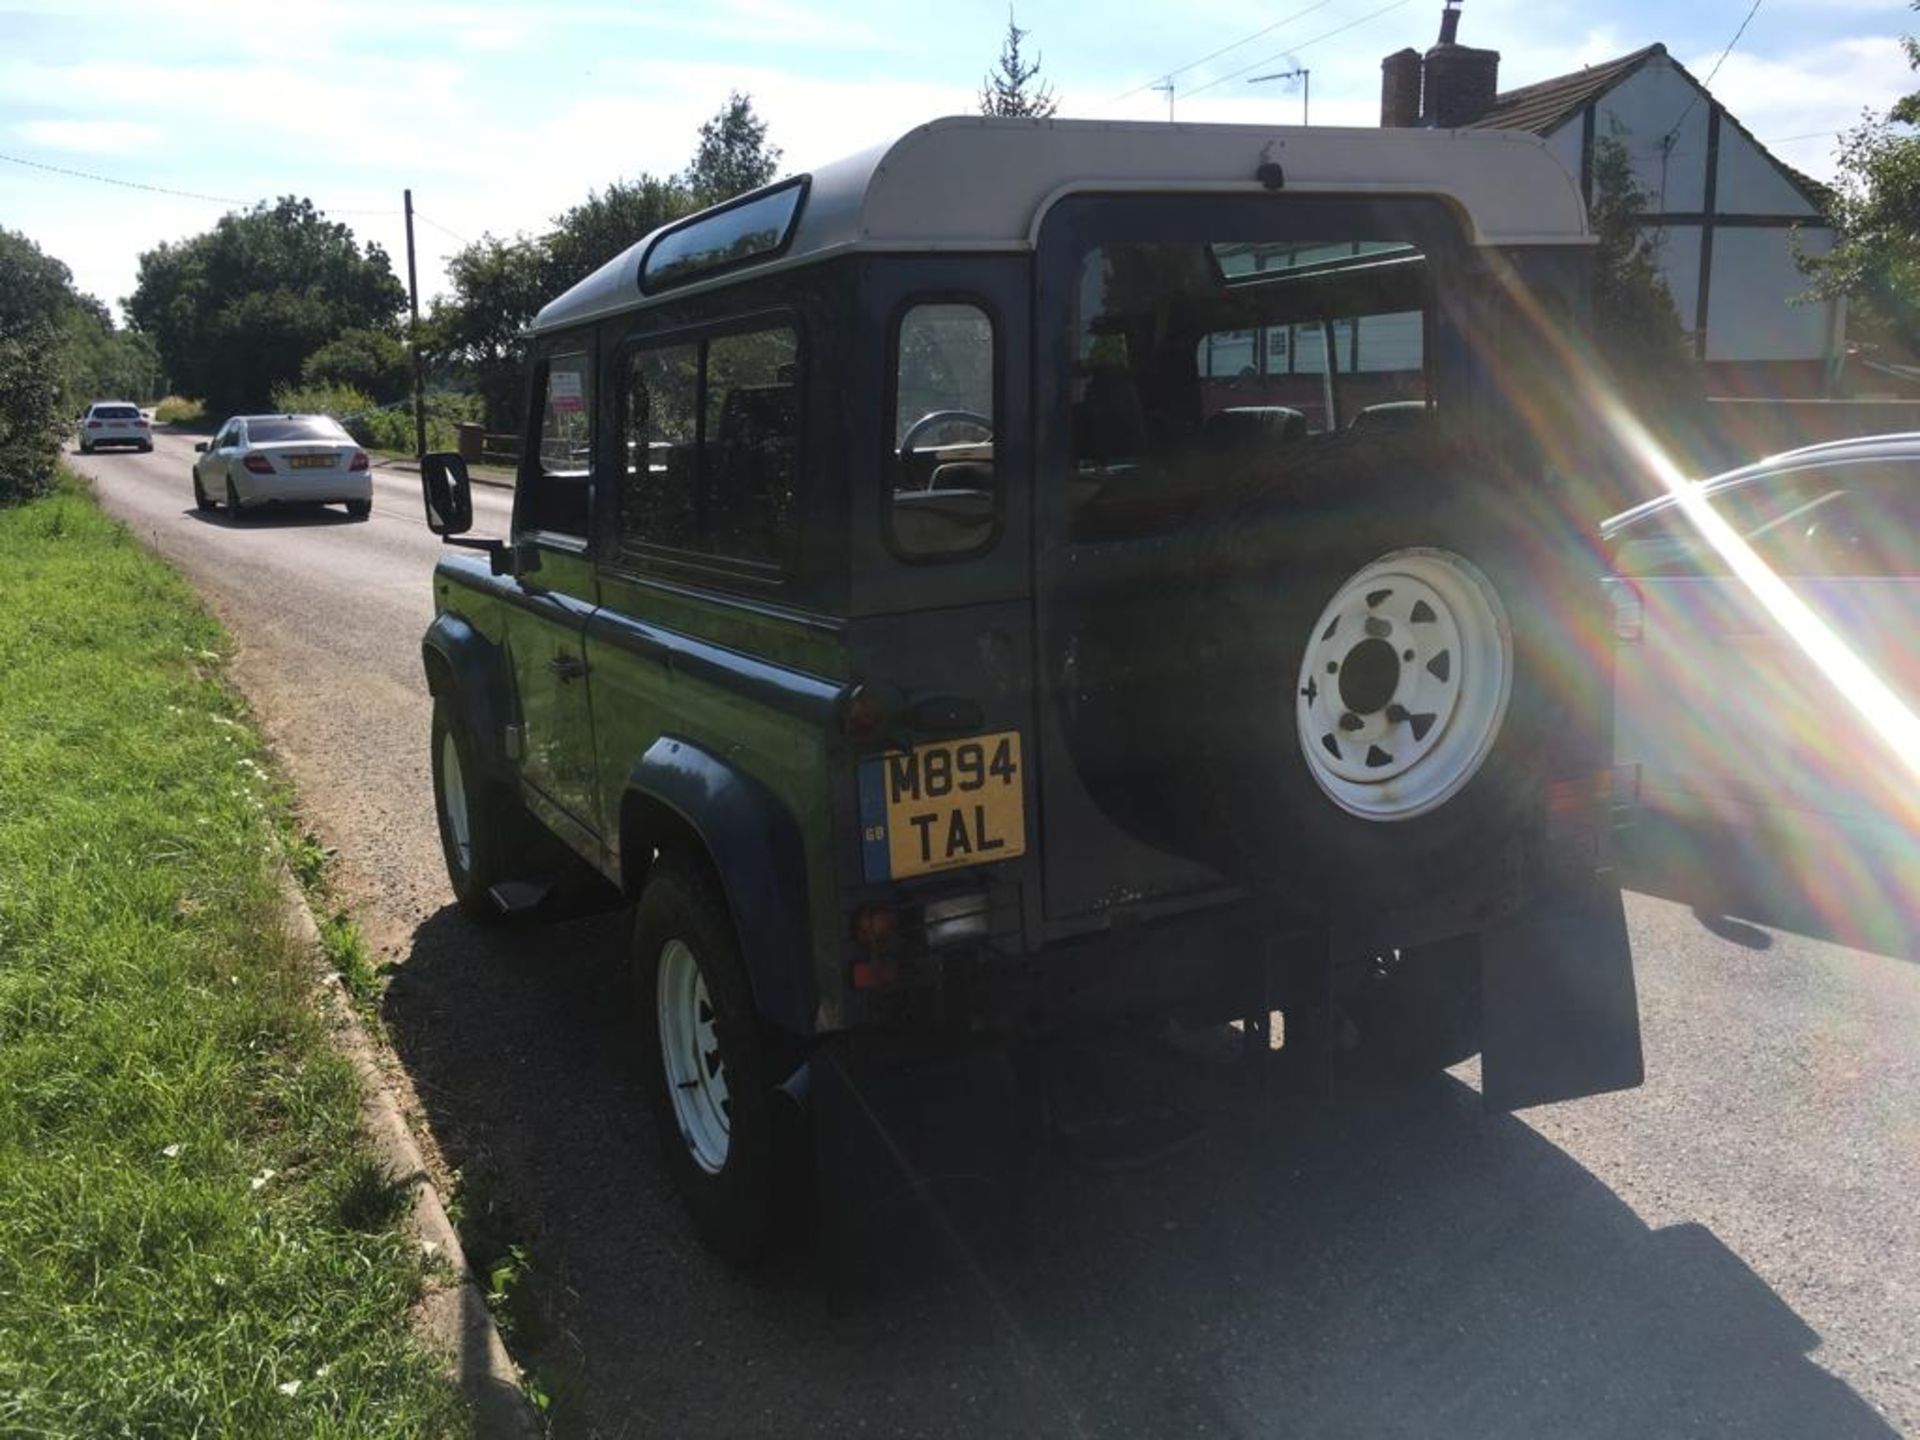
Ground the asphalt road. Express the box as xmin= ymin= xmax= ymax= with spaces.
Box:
xmin=78 ymin=429 xmax=1920 ymax=1438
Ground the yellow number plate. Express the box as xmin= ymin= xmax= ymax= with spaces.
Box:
xmin=288 ymin=454 xmax=332 ymax=469
xmin=858 ymin=730 xmax=1025 ymax=881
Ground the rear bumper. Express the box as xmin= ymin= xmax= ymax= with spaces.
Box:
xmin=78 ymin=432 xmax=149 ymax=447
xmin=233 ymin=474 xmax=373 ymax=504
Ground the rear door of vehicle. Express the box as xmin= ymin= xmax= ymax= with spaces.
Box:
xmin=843 ymin=258 xmax=1038 ymax=937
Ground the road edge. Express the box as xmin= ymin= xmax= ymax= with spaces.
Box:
xmin=274 ymin=867 xmax=544 ymax=1440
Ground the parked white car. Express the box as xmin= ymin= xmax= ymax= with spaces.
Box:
xmin=192 ymin=414 xmax=373 ymax=521
xmin=77 ymin=401 xmax=151 ymax=453
xmin=1604 ymin=433 xmax=1920 ymax=858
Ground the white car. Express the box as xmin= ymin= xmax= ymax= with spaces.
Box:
xmin=1604 ymin=433 xmax=1920 ymax=861
xmin=78 ymin=401 xmax=151 ymax=453
xmin=192 ymin=414 xmax=374 ymax=522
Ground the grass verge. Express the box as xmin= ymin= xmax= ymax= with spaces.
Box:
xmin=0 ymin=475 xmax=467 ymax=1437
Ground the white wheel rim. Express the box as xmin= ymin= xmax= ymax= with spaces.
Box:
xmin=657 ymin=939 xmax=730 ymax=1174
xmin=1296 ymin=547 xmax=1512 ymax=822
xmin=440 ymin=729 xmax=472 ymax=873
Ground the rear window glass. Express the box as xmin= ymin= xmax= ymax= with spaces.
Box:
xmin=92 ymin=405 xmax=140 ymax=420
xmin=249 ymin=417 xmax=351 ymax=444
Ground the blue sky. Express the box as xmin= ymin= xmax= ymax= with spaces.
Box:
xmin=0 ymin=0 xmax=1912 ymax=317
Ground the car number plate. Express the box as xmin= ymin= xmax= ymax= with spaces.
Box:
xmin=858 ymin=730 xmax=1025 ymax=881
xmin=288 ymin=455 xmax=332 ymax=469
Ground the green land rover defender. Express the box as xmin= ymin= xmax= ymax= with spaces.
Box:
xmin=419 ymin=116 xmax=1642 ymax=1260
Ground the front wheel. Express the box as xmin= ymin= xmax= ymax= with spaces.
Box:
xmin=634 ymin=856 xmax=792 ymax=1262
xmin=430 ymin=702 xmax=519 ymax=921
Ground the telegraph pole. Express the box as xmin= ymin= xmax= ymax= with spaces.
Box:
xmin=403 ymin=188 xmax=426 ymax=460
xmin=1248 ymin=67 xmax=1310 ymax=125
xmin=1152 ymin=78 xmax=1175 ymax=121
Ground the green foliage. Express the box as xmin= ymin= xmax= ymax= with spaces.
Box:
xmin=153 ymin=395 xmax=206 ymax=425
xmin=127 ymin=198 xmax=406 ymax=416
xmin=1800 ymin=30 xmax=1920 ymax=356
xmin=1588 ymin=135 xmax=1703 ymax=444
xmin=301 ymin=327 xmax=411 ymax=402
xmin=270 ymin=380 xmax=482 ymax=455
xmin=0 ymin=477 xmax=465 ymax=1437
xmin=681 ymin=92 xmax=781 ymax=208
xmin=979 ymin=7 xmax=1059 ymax=118
xmin=318 ymin=911 xmax=381 ymax=1005
xmin=429 ymin=93 xmax=778 ymax=430
xmin=0 ymin=229 xmax=162 ymax=503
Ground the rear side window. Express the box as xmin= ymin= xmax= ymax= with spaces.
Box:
xmin=619 ymin=321 xmax=800 ymax=571
xmin=520 ymin=353 xmax=593 ymax=539
xmin=890 ymin=303 xmax=996 ymax=560
xmin=249 ymin=416 xmax=349 ymax=443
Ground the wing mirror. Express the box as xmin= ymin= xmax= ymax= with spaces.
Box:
xmin=194 ymin=441 xmax=208 ymax=453
xmin=421 ymin=452 xmax=474 ymax=535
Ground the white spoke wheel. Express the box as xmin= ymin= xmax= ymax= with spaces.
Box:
xmin=1296 ymin=547 xmax=1512 ymax=822
xmin=657 ymin=938 xmax=732 ymax=1174
xmin=439 ymin=724 xmax=472 ymax=876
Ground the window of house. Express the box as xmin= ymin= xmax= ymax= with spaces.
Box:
xmin=890 ymin=302 xmax=996 ymax=560
xmin=520 ymin=353 xmax=593 ymax=540
xmin=619 ymin=322 xmax=800 ymax=570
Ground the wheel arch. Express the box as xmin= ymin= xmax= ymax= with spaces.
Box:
xmin=421 ymin=610 xmax=513 ymax=781
xmin=621 ymin=736 xmax=815 ymax=1037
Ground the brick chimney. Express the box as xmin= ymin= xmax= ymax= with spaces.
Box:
xmin=1419 ymin=1 xmax=1500 ymax=129
xmin=1381 ymin=48 xmax=1422 ymax=127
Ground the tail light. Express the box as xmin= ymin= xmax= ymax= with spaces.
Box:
xmin=242 ymin=454 xmax=276 ymax=475
xmin=86 ymin=420 xmax=101 ymax=428
xmin=135 ymin=417 xmax=149 ymax=427
xmin=348 ymin=451 xmax=370 ymax=472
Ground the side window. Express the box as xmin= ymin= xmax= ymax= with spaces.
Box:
xmin=617 ymin=322 xmax=800 ymax=571
xmin=890 ymin=302 xmax=996 ymax=560
xmin=622 ymin=342 xmax=700 ymax=552
xmin=521 ymin=353 xmax=592 ymax=540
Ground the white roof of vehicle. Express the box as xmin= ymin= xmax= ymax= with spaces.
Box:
xmin=531 ymin=116 xmax=1592 ymax=335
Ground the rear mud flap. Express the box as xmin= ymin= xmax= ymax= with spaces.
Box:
xmin=1480 ymin=876 xmax=1644 ymax=1111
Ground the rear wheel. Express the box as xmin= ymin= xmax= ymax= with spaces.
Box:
xmin=224 ymin=477 xmax=248 ymax=523
xmin=79 ymin=441 xmax=92 ymax=455
xmin=345 ymin=498 xmax=371 ymax=520
xmin=634 ymin=856 xmax=792 ymax=1263
xmin=1345 ymin=935 xmax=1482 ymax=1078
xmin=192 ymin=472 xmax=215 ymax=512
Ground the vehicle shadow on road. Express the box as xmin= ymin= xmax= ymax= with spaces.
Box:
xmin=1622 ymin=812 xmax=1918 ymax=964
xmin=182 ymin=505 xmax=365 ymax=530
xmin=383 ymin=905 xmax=1892 ymax=1440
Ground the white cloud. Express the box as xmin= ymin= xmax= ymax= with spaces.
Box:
xmin=16 ymin=118 xmax=161 ymax=153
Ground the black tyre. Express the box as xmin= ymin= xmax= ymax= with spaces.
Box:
xmin=429 ymin=701 xmax=520 ymax=922
xmin=633 ymin=856 xmax=791 ymax=1263
xmin=79 ymin=441 xmax=93 ymax=455
xmin=224 ymin=477 xmax=248 ymax=523
xmin=345 ymin=498 xmax=372 ymax=520
xmin=1345 ymin=935 xmax=1482 ymax=1078
xmin=140 ymin=441 xmax=153 ymax=453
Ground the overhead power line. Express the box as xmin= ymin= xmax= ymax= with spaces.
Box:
xmin=1664 ymin=0 xmax=1765 ymax=147
xmin=1184 ymin=0 xmax=1417 ymax=101
xmin=1110 ymin=0 xmax=1341 ymax=104
xmin=0 ymin=148 xmax=399 ymax=217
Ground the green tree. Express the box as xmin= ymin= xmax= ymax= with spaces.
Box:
xmin=979 ymin=8 xmax=1059 ymax=119
xmin=1588 ymin=135 xmax=1703 ymax=455
xmin=300 ymin=327 xmax=411 ymax=401
xmin=424 ymin=234 xmax=551 ymax=430
xmin=1799 ymin=18 xmax=1920 ymax=356
xmin=126 ymin=198 xmax=406 ymax=414
xmin=681 ymin=92 xmax=781 ymax=208
xmin=545 ymin=175 xmax=693 ymax=295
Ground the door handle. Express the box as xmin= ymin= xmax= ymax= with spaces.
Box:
xmin=547 ymin=652 xmax=589 ymax=682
